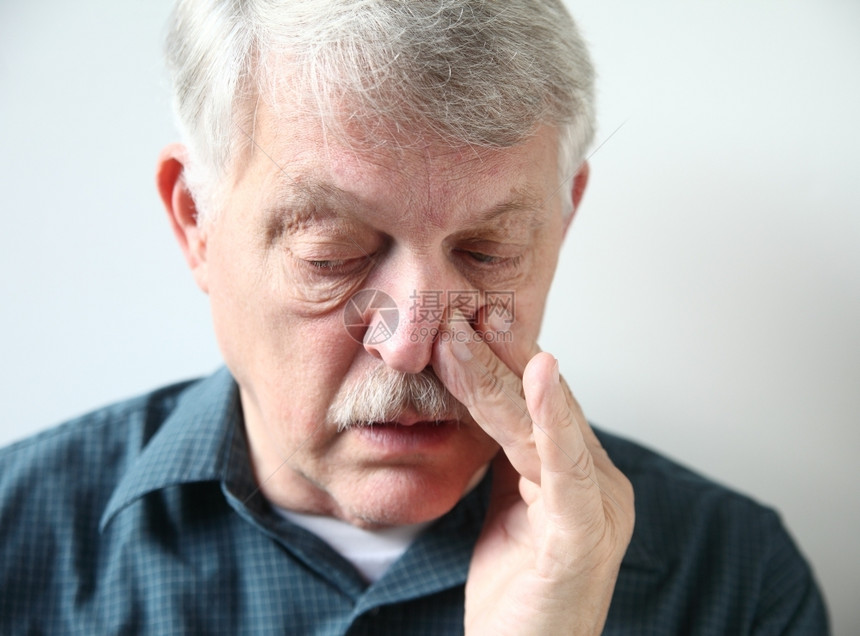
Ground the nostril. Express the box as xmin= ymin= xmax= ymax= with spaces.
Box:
xmin=364 ymin=347 xmax=383 ymax=360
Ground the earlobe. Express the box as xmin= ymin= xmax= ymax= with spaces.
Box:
xmin=563 ymin=161 xmax=590 ymax=237
xmin=156 ymin=144 xmax=210 ymax=294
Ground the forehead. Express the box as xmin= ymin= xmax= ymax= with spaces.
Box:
xmin=231 ymin=96 xmax=561 ymax=226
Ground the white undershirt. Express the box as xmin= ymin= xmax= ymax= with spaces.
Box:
xmin=272 ymin=465 xmax=489 ymax=583
xmin=275 ymin=508 xmax=431 ymax=583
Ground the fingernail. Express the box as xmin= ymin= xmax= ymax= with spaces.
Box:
xmin=553 ymin=357 xmax=560 ymax=383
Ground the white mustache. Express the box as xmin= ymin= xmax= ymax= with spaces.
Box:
xmin=328 ymin=366 xmax=470 ymax=432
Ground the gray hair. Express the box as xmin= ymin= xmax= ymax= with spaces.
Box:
xmin=328 ymin=365 xmax=470 ymax=431
xmin=164 ymin=0 xmax=595 ymax=218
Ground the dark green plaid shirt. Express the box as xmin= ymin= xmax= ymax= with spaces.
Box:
xmin=0 ymin=368 xmax=828 ymax=634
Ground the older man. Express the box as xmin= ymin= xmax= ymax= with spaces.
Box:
xmin=0 ymin=1 xmax=827 ymax=634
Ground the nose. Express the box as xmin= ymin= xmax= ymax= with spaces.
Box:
xmin=362 ymin=264 xmax=472 ymax=374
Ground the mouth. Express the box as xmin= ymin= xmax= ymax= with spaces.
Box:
xmin=337 ymin=403 xmax=473 ymax=430
xmin=347 ymin=418 xmax=461 ymax=452
xmin=358 ymin=418 xmax=455 ymax=429
xmin=373 ymin=412 xmax=457 ymax=427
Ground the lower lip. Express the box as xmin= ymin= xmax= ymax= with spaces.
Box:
xmin=351 ymin=420 xmax=458 ymax=453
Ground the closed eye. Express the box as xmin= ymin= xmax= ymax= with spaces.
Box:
xmin=308 ymin=259 xmax=347 ymax=269
xmin=301 ymin=255 xmax=373 ymax=276
xmin=457 ymin=249 xmax=522 ymax=268
xmin=465 ymin=251 xmax=503 ymax=264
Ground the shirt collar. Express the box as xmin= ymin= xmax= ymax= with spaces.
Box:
xmin=97 ymin=368 xmax=663 ymax=574
xmin=100 ymin=367 xmax=240 ymax=532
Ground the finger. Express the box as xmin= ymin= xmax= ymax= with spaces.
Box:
xmin=474 ymin=306 xmax=539 ymax=378
xmin=523 ymin=352 xmax=603 ymax=521
xmin=555 ymin=374 xmax=625 ymax=502
xmin=524 ymin=353 xmax=634 ymax=526
xmin=431 ymin=312 xmax=542 ymax=483
xmin=554 ymin=373 xmax=600 ymax=450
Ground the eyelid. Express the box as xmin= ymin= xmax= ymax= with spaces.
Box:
xmin=290 ymin=231 xmax=382 ymax=272
xmin=456 ymin=248 xmax=523 ymax=269
xmin=466 ymin=251 xmax=504 ymax=264
xmin=308 ymin=258 xmax=348 ymax=269
xmin=299 ymin=254 xmax=375 ymax=276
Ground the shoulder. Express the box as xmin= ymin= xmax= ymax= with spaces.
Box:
xmin=595 ymin=425 xmax=797 ymax=565
xmin=0 ymin=378 xmax=201 ymax=553
xmin=0 ymin=376 xmax=215 ymax=630
xmin=0 ymin=378 xmax=196 ymax=487
xmin=595 ymin=427 xmax=829 ymax=634
xmin=595 ymin=427 xmax=771 ymax=529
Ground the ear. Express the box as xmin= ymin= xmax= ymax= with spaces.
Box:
xmin=156 ymin=143 xmax=210 ymax=294
xmin=563 ymin=161 xmax=590 ymax=237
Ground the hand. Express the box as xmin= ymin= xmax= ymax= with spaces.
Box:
xmin=431 ymin=315 xmax=634 ymax=635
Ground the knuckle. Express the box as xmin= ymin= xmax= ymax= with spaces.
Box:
xmin=567 ymin=446 xmax=596 ymax=482
xmin=473 ymin=365 xmax=503 ymax=396
xmin=550 ymin=391 xmax=573 ymax=429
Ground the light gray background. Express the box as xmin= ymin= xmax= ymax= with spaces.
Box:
xmin=1 ymin=1 xmax=858 ymax=633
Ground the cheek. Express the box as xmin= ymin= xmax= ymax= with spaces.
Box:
xmin=507 ymin=295 xmax=544 ymax=356
xmin=287 ymin=315 xmax=363 ymax=373
xmin=527 ymin=234 xmax=563 ymax=307
xmin=500 ymin=254 xmax=560 ymax=358
xmin=205 ymin=236 xmax=361 ymax=392
xmin=279 ymin=262 xmax=373 ymax=318
xmin=205 ymin=239 xmax=269 ymax=368
xmin=238 ymin=313 xmax=365 ymax=433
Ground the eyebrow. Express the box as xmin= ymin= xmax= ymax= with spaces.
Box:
xmin=263 ymin=180 xmax=365 ymax=244
xmin=273 ymin=179 xmax=361 ymax=217
xmin=263 ymin=179 xmax=546 ymax=244
xmin=475 ymin=189 xmax=545 ymax=228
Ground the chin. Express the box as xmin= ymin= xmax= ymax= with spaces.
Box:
xmin=336 ymin=463 xmax=486 ymax=528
